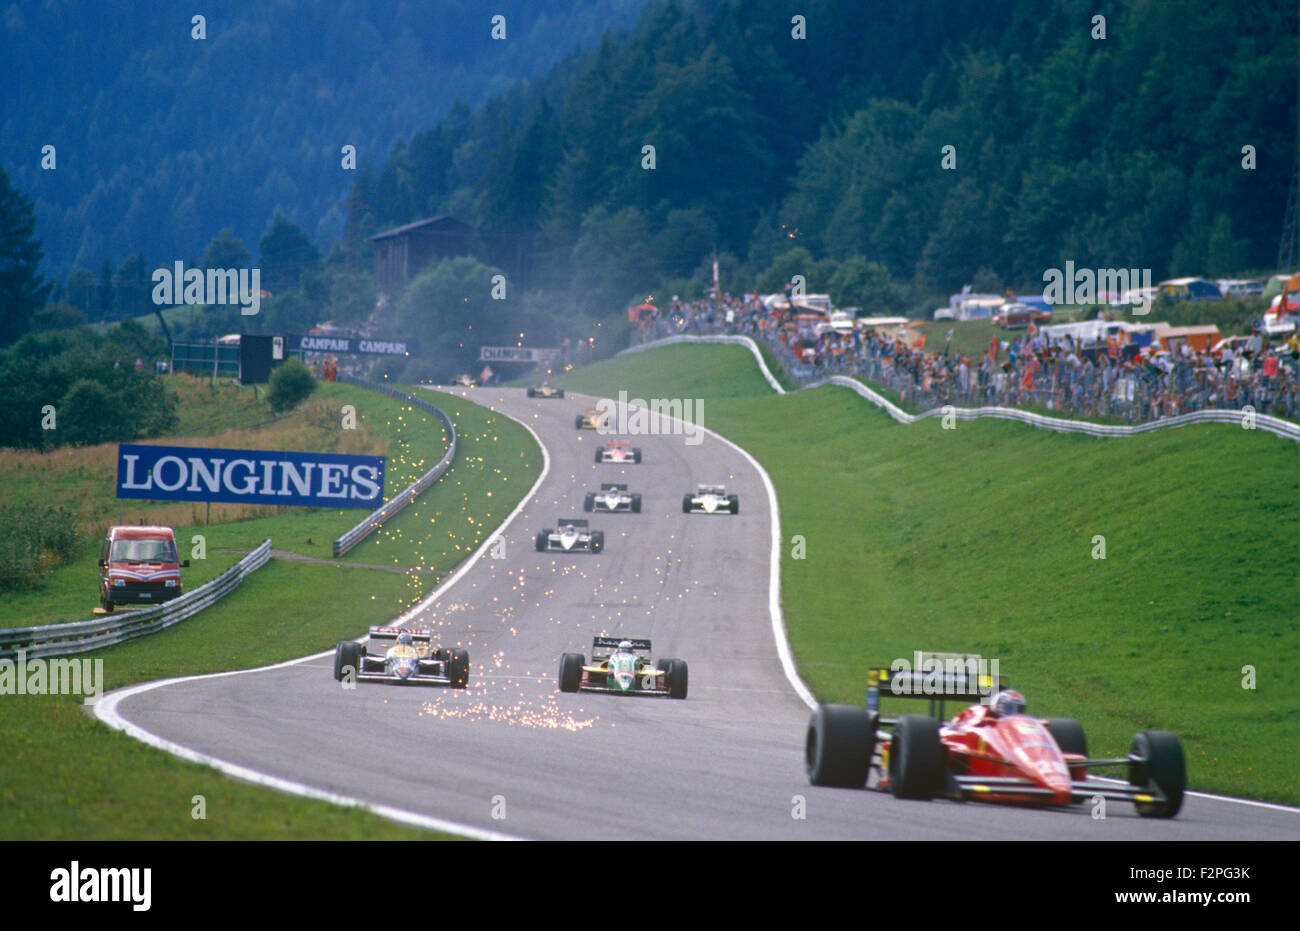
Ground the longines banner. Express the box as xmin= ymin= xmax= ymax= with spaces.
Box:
xmin=290 ymin=334 xmax=412 ymax=356
xmin=116 ymin=444 xmax=386 ymax=508
xmin=479 ymin=346 xmax=560 ymax=363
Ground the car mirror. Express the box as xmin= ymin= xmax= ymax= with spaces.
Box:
xmin=97 ymin=558 xmax=106 ymax=568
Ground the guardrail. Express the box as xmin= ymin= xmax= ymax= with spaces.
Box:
xmin=622 ymin=334 xmax=1300 ymax=443
xmin=0 ymin=540 xmax=272 ymax=661
xmin=332 ymin=375 xmax=458 ymax=556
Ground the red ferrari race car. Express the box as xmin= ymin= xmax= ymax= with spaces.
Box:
xmin=805 ymin=655 xmax=1185 ymax=818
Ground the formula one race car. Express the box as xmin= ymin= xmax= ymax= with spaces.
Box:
xmin=682 ymin=484 xmax=738 ymax=514
xmin=332 ymin=626 xmax=469 ymax=687
xmin=527 ymin=382 xmax=565 ymax=398
xmin=558 ymin=637 xmax=687 ymax=699
xmin=595 ymin=440 xmax=642 ymax=464
xmin=575 ymin=408 xmax=607 ymax=430
xmin=453 ymin=373 xmax=476 ymax=387
xmin=804 ymin=654 xmax=1185 ymax=818
xmin=535 ymin=518 xmax=605 ymax=553
xmin=584 ymin=483 xmax=642 ymax=513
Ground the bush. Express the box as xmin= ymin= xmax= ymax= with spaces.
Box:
xmin=0 ymin=506 xmax=80 ymax=592
xmin=266 ymin=357 xmax=316 ymax=412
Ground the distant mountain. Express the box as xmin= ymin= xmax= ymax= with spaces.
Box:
xmin=1 ymin=0 xmax=647 ymax=276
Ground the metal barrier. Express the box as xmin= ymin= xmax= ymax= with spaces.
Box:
xmin=0 ymin=540 xmax=272 ymax=661
xmin=331 ymin=376 xmax=458 ymax=557
xmin=620 ymin=335 xmax=1300 ymax=443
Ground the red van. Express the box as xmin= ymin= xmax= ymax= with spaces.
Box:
xmin=97 ymin=526 xmax=189 ymax=612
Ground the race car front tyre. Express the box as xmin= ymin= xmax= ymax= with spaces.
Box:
xmin=333 ymin=641 xmax=363 ymax=682
xmin=447 ymin=648 xmax=470 ymax=688
xmin=727 ymin=495 xmax=740 ymax=514
xmin=1044 ymin=718 xmax=1088 ymax=758
xmin=889 ymin=715 xmax=945 ymax=800
xmin=663 ymin=658 xmax=688 ymax=699
xmin=1128 ymin=730 xmax=1185 ymax=818
xmin=806 ymin=704 xmax=876 ymax=788
xmin=590 ymin=531 xmax=604 ymax=553
xmin=630 ymin=494 xmax=642 ymax=513
xmin=583 ymin=493 xmax=595 ymax=512
xmin=527 ymin=389 xmax=536 ymax=398
xmin=559 ymin=653 xmax=584 ymax=692
xmin=535 ymin=532 xmax=549 ymax=552
xmin=631 ymin=448 xmax=642 ymax=463
xmin=682 ymin=495 xmax=693 ymax=513
xmin=557 ymin=389 xmax=565 ymax=398
xmin=595 ymin=449 xmax=603 ymax=463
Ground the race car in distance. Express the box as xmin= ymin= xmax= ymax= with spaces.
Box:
xmin=453 ymin=373 xmax=476 ymax=387
xmin=804 ymin=655 xmax=1185 ymax=818
xmin=584 ymin=483 xmax=642 ymax=513
xmin=332 ymin=626 xmax=469 ymax=688
xmin=558 ymin=637 xmax=687 ymax=699
xmin=575 ymin=408 xmax=607 ymax=430
xmin=596 ymin=440 xmax=642 ymax=464
xmin=682 ymin=484 xmax=738 ymax=514
xmin=527 ymin=382 xmax=565 ymax=398
xmin=535 ymin=518 xmax=604 ymax=553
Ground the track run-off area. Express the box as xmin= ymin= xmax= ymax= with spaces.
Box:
xmin=95 ymin=385 xmax=1299 ymax=839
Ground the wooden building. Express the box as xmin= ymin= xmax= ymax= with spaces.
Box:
xmin=370 ymin=216 xmax=473 ymax=298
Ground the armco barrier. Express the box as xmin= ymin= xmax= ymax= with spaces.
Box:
xmin=332 ymin=376 xmax=458 ymax=556
xmin=620 ymin=335 xmax=1300 ymax=443
xmin=0 ymin=539 xmax=272 ymax=661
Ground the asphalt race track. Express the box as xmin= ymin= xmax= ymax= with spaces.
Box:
xmin=98 ymin=388 xmax=1299 ymax=840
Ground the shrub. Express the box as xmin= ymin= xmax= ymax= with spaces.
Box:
xmin=266 ymin=357 xmax=316 ymax=413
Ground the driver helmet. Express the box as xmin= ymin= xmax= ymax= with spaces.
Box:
xmin=990 ymin=689 xmax=1027 ymax=717
xmin=397 ymin=632 xmax=413 ymax=646
xmin=617 ymin=640 xmax=633 ymax=652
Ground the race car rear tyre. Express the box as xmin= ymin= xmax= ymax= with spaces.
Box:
xmin=595 ymin=449 xmax=603 ymax=463
xmin=527 ymin=389 xmax=536 ymax=398
xmin=447 ymin=649 xmax=470 ymax=688
xmin=1044 ymin=718 xmax=1088 ymax=758
xmin=1129 ymin=730 xmax=1185 ymax=818
xmin=631 ymin=494 xmax=642 ymax=513
xmin=576 ymin=415 xmax=584 ymax=429
xmin=806 ymin=704 xmax=876 ymax=788
xmin=631 ymin=448 xmax=642 ymax=463
xmin=334 ymin=641 xmax=362 ymax=682
xmin=728 ymin=495 xmax=740 ymax=514
xmin=583 ymin=493 xmax=595 ymax=512
xmin=682 ymin=495 xmax=693 ymax=513
xmin=559 ymin=653 xmax=584 ymax=692
xmin=590 ymin=531 xmax=604 ymax=553
xmin=662 ymin=659 xmax=688 ymax=699
xmin=535 ymin=532 xmax=549 ymax=552
xmin=889 ymin=715 xmax=945 ymax=800
xmin=557 ymin=389 xmax=565 ymax=398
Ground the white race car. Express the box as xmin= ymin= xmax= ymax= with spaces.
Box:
xmin=682 ymin=484 xmax=739 ymax=514
xmin=535 ymin=518 xmax=605 ymax=553
xmin=584 ymin=483 xmax=642 ymax=513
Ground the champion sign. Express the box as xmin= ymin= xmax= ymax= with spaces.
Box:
xmin=116 ymin=444 xmax=385 ymax=508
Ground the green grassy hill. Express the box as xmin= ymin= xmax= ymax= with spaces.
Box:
xmin=553 ymin=343 xmax=1300 ymax=804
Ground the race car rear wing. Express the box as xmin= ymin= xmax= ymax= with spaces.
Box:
xmin=593 ymin=636 xmax=652 ymax=654
xmin=368 ymin=626 xmax=433 ymax=654
xmin=599 ymin=483 xmax=628 ymax=491
xmin=557 ymin=518 xmax=589 ymax=528
xmin=866 ymin=653 xmax=1007 ymax=719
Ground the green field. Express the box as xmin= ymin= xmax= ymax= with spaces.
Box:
xmin=0 ymin=381 xmax=542 ymax=838
xmin=553 ymin=343 xmax=1300 ymax=804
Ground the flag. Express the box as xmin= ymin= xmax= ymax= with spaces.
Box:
xmin=988 ymin=335 xmax=998 ymax=359
xmin=1107 ymin=336 xmax=1119 ymax=358
xmin=945 ymin=328 xmax=954 ymax=342
xmin=1021 ymin=367 xmax=1034 ymax=391
xmin=915 ymin=333 xmax=927 ymax=349
xmin=480 ymin=365 xmax=494 ymax=383
xmin=1027 ymin=320 xmax=1038 ymax=337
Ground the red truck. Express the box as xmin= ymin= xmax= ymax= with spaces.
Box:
xmin=97 ymin=526 xmax=189 ymax=612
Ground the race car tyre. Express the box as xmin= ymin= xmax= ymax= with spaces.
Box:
xmin=583 ymin=493 xmax=595 ymax=512
xmin=889 ymin=715 xmax=945 ymax=800
xmin=682 ymin=495 xmax=693 ymax=513
xmin=527 ymin=388 xmax=536 ymax=398
xmin=663 ymin=658 xmax=688 ymax=699
xmin=333 ymin=641 xmax=363 ymax=682
xmin=631 ymin=494 xmax=642 ymax=513
xmin=806 ymin=704 xmax=876 ymax=788
xmin=1044 ymin=718 xmax=1088 ymax=758
xmin=557 ymin=389 xmax=565 ymax=398
xmin=590 ymin=531 xmax=604 ymax=553
xmin=727 ymin=495 xmax=740 ymax=514
xmin=595 ymin=449 xmax=603 ymax=463
xmin=535 ymin=532 xmax=549 ymax=552
xmin=447 ymin=648 xmax=470 ymax=688
xmin=1129 ymin=730 xmax=1185 ymax=818
xmin=576 ymin=415 xmax=584 ymax=429
xmin=631 ymin=448 xmax=642 ymax=463
xmin=559 ymin=653 xmax=584 ymax=692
